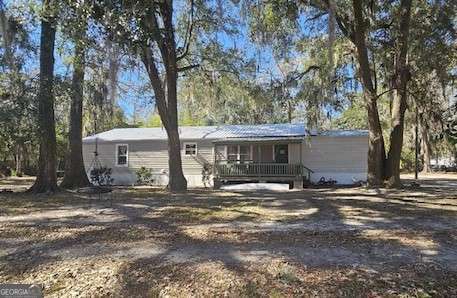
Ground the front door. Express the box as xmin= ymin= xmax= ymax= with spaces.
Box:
xmin=274 ymin=144 xmax=288 ymax=163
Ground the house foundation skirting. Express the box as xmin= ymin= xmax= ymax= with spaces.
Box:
xmin=213 ymin=176 xmax=305 ymax=190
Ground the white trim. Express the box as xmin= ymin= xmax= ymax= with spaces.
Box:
xmin=115 ymin=144 xmax=129 ymax=167
xmin=183 ymin=142 xmax=198 ymax=156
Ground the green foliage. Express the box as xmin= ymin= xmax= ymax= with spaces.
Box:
xmin=332 ymin=102 xmax=367 ymax=130
xmin=136 ymin=166 xmax=154 ymax=185
xmin=0 ymin=2 xmax=39 ymax=173
xmin=178 ymin=71 xmax=283 ymax=125
xmin=145 ymin=114 xmax=162 ymax=127
xmin=1 ymin=0 xmax=456 ymax=179
xmin=444 ymin=115 xmax=457 ymax=146
xmin=247 ymin=0 xmax=299 ymax=57
xmin=400 ymin=147 xmax=420 ymax=173
xmin=179 ymin=110 xmax=205 ymax=126
xmin=145 ymin=110 xmax=205 ymax=127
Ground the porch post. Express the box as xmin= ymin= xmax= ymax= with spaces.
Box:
xmin=213 ymin=145 xmax=216 ymax=172
xmin=213 ymin=144 xmax=220 ymax=189
xmin=297 ymin=141 xmax=305 ymax=189
xmin=293 ymin=179 xmax=304 ymax=189
xmin=257 ymin=145 xmax=261 ymax=179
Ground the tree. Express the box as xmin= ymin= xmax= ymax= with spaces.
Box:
xmin=245 ymin=0 xmax=387 ymax=185
xmin=384 ymin=0 xmax=413 ymax=187
xmin=296 ymin=0 xmax=417 ymax=186
xmin=96 ymin=0 xmax=237 ymax=191
xmin=137 ymin=2 xmax=188 ymax=191
xmin=349 ymin=0 xmax=388 ymax=186
xmin=96 ymin=1 xmax=192 ymax=191
xmin=60 ymin=6 xmax=90 ymax=188
xmin=408 ymin=0 xmax=456 ymax=173
xmin=0 ymin=1 xmax=37 ymax=177
xmin=176 ymin=44 xmax=281 ymax=125
xmin=30 ymin=0 xmax=58 ymax=193
xmin=246 ymin=0 xmax=423 ymax=186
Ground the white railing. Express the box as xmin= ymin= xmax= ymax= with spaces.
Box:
xmin=215 ymin=162 xmax=313 ymax=179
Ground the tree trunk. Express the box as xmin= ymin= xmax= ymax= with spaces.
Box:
xmin=107 ymin=40 xmax=120 ymax=116
xmin=385 ymin=0 xmax=412 ymax=188
xmin=165 ymin=123 xmax=188 ymax=191
xmin=366 ymin=96 xmax=386 ymax=186
xmin=23 ymin=143 xmax=30 ymax=174
xmin=30 ymin=4 xmax=58 ymax=193
xmin=352 ymin=0 xmax=386 ymax=186
xmin=60 ymin=29 xmax=91 ymax=189
xmin=164 ymin=56 xmax=187 ymax=192
xmin=142 ymin=52 xmax=187 ymax=192
xmin=15 ymin=143 xmax=22 ymax=177
xmin=140 ymin=1 xmax=187 ymax=192
xmin=0 ymin=3 xmax=16 ymax=72
xmin=385 ymin=91 xmax=408 ymax=186
xmin=420 ymin=117 xmax=432 ymax=173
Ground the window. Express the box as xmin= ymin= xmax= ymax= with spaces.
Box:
xmin=184 ymin=143 xmax=197 ymax=155
xmin=239 ymin=145 xmax=250 ymax=162
xmin=116 ymin=144 xmax=128 ymax=166
xmin=226 ymin=145 xmax=251 ymax=162
xmin=227 ymin=145 xmax=238 ymax=161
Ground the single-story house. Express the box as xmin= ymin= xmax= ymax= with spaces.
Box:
xmin=82 ymin=123 xmax=368 ymax=187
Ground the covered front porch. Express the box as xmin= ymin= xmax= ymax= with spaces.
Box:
xmin=212 ymin=137 xmax=313 ymax=188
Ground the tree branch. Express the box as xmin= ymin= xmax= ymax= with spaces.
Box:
xmin=143 ymin=4 xmax=170 ymax=69
xmin=305 ymin=0 xmax=355 ymax=40
xmin=140 ymin=46 xmax=169 ymax=128
xmin=177 ymin=0 xmax=194 ymax=61
xmin=177 ymin=64 xmax=200 ymax=72
xmin=376 ymin=88 xmax=395 ymax=99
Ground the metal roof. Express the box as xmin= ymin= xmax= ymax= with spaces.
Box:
xmin=212 ymin=136 xmax=305 ymax=143
xmin=83 ymin=123 xmax=368 ymax=143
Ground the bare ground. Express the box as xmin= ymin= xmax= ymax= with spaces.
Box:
xmin=1 ymin=174 xmax=457 ymax=297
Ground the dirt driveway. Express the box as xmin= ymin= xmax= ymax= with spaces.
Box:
xmin=1 ymin=174 xmax=457 ymax=297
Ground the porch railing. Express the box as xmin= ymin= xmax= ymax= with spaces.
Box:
xmin=214 ymin=162 xmax=313 ymax=180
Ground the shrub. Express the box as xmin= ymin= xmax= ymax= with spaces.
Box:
xmin=401 ymin=148 xmax=422 ymax=172
xmin=0 ymin=163 xmax=12 ymax=177
xmin=90 ymin=167 xmax=114 ymax=186
xmin=136 ymin=167 xmax=154 ymax=185
xmin=201 ymin=163 xmax=212 ymax=188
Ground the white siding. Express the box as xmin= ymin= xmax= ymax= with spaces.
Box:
xmin=83 ymin=139 xmax=214 ymax=186
xmin=302 ymin=136 xmax=368 ymax=184
xmin=289 ymin=143 xmax=301 ymax=163
xmin=82 ymin=135 xmax=369 ymax=186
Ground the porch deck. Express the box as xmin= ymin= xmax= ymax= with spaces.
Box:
xmin=214 ymin=162 xmax=313 ymax=182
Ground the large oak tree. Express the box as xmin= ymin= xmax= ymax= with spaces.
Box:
xmin=60 ymin=20 xmax=91 ymax=189
xmin=97 ymin=0 xmax=197 ymax=191
xmin=30 ymin=0 xmax=58 ymax=193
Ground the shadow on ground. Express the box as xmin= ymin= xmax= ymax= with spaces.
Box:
xmin=0 ymin=174 xmax=456 ymax=296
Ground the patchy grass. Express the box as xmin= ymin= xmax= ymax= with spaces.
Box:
xmin=0 ymin=173 xmax=457 ymax=296
xmin=275 ymin=263 xmax=301 ymax=285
